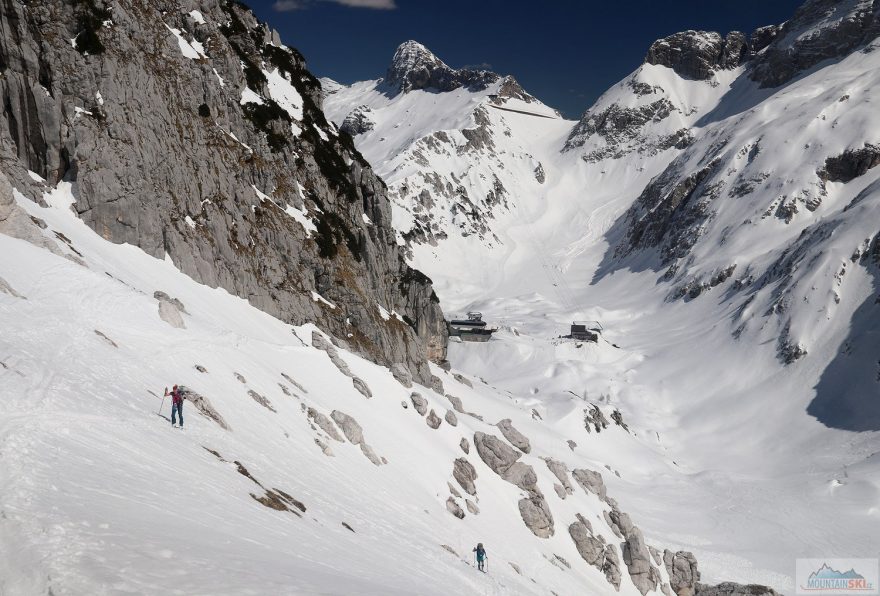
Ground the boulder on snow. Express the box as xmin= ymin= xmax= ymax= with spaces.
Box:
xmin=622 ymin=526 xmax=660 ymax=595
xmin=307 ymin=408 xmax=344 ymax=442
xmin=604 ymin=510 xmax=623 ymax=538
xmin=445 ymin=393 xmax=464 ymax=413
xmin=572 ymin=468 xmax=607 ymax=501
xmin=465 ymin=499 xmax=479 ymax=515
xmin=452 ymin=458 xmax=478 ymax=495
xmin=453 ymin=373 xmax=473 ymax=388
xmin=247 ymin=389 xmax=276 ymax=413
xmin=446 ymin=497 xmax=465 ymax=519
xmin=153 ymin=291 xmax=187 ymax=313
xmin=426 ymin=409 xmax=442 ymax=429
xmin=312 ymin=331 xmax=353 ymax=377
xmin=390 ymin=363 xmax=413 ymax=388
xmin=360 ymin=443 xmax=382 ymax=466
xmin=544 ymin=458 xmax=574 ymax=496
xmin=518 ymin=494 xmax=554 ymax=538
xmin=158 ymin=299 xmax=185 ymax=329
xmin=331 ymin=410 xmax=365 ymax=445
xmin=234 ymin=372 xmax=247 ymax=384
xmin=430 ymin=375 xmax=444 ymax=394
xmin=178 ymin=386 xmax=229 ymax=430
xmin=331 ymin=410 xmax=383 ymax=465
xmin=554 ymin=483 xmax=567 ymax=499
xmin=497 ymin=418 xmax=531 ymax=453
xmin=448 ymin=482 xmax=462 ymax=499
xmin=502 ymin=461 xmax=538 ymax=492
xmin=473 ymin=431 xmax=521 ymax=476
xmin=567 ymin=439 xmax=577 ymax=451
xmin=459 ymin=437 xmax=470 ymax=454
xmin=604 ymin=544 xmax=623 ymax=590
xmin=352 ymin=377 xmax=372 ymax=398
xmin=410 ymin=392 xmax=428 ymax=415
xmin=664 ymin=549 xmax=700 ymax=595
xmin=444 ymin=409 xmax=458 ymax=426
xmin=569 ymin=516 xmax=605 ymax=566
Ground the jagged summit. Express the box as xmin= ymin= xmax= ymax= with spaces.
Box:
xmin=644 ymin=30 xmax=750 ymax=80
xmin=384 ymin=39 xmax=499 ymax=93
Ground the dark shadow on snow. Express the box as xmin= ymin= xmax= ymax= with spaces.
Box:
xmin=808 ymin=275 xmax=880 ymax=431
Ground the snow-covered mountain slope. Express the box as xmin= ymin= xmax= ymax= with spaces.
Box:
xmin=323 ymin=2 xmax=880 ymax=590
xmin=1 ymin=175 xmax=746 ymax=596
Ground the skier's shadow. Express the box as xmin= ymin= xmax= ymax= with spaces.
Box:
xmin=156 ymin=413 xmax=171 ymax=422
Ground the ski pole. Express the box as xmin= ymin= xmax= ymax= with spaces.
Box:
xmin=158 ymin=387 xmax=167 ymax=415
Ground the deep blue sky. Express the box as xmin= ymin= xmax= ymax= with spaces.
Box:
xmin=245 ymin=0 xmax=804 ymax=118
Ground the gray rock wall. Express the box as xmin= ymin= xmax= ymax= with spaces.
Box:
xmin=0 ymin=0 xmax=446 ymax=384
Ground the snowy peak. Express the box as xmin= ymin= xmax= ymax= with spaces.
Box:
xmin=384 ymin=39 xmax=500 ymax=93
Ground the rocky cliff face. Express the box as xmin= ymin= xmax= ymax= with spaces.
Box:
xmin=0 ymin=0 xmax=446 ymax=382
xmin=750 ymin=0 xmax=880 ymax=87
xmin=645 ymin=30 xmax=750 ymax=80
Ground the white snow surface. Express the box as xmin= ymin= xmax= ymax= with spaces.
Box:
xmin=0 ymin=181 xmax=685 ymax=596
xmin=324 ymin=40 xmax=880 ymax=591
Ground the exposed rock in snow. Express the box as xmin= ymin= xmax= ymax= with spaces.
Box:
xmin=153 ymin=291 xmax=187 ymax=313
xmin=444 ymin=409 xmax=458 ymax=426
xmin=247 ymin=390 xmax=276 ymax=413
xmin=340 ymin=105 xmax=375 ymax=136
xmin=179 ymin=386 xmax=229 ymax=430
xmin=664 ymin=549 xmax=700 ymax=595
xmin=330 ymin=410 xmax=364 ymax=445
xmin=502 ymin=462 xmax=539 ymax=492
xmin=604 ymin=544 xmax=623 ymax=590
xmin=452 ymin=458 xmax=477 ymax=495
xmin=645 ymin=30 xmax=748 ymax=80
xmin=819 ymin=143 xmax=880 ymax=183
xmin=459 ymin=437 xmax=470 ymax=454
xmin=409 ymin=392 xmax=428 ymax=415
xmin=465 ymin=499 xmax=479 ymax=515
xmin=94 ymin=330 xmax=117 ymax=348
xmin=572 ymin=468 xmax=607 ymax=501
xmin=518 ymin=493 xmax=554 ymax=538
xmin=452 ymin=373 xmax=472 ymax=388
xmin=426 ymin=409 xmax=442 ymax=429
xmin=390 ymin=363 xmax=413 ymax=388
xmin=622 ymin=525 xmax=661 ymax=595
xmin=473 ymin=431 xmax=521 ymax=476
xmin=445 ymin=496 xmax=465 ymax=519
xmin=568 ymin=515 xmax=605 ymax=567
xmin=313 ymin=332 xmax=356 ymax=378
xmin=352 ymin=377 xmax=372 ymax=399
xmin=307 ymin=408 xmax=344 ymax=442
xmin=544 ymin=458 xmax=574 ymax=496
xmin=445 ymin=394 xmax=465 ymax=414
xmin=496 ymin=418 xmax=531 ymax=453
xmin=156 ymin=292 xmax=186 ymax=329
xmin=584 ymin=404 xmax=609 ymax=433
xmin=751 ymin=0 xmax=880 ymax=87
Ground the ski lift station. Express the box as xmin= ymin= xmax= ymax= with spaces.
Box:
xmin=447 ymin=312 xmax=497 ymax=342
xmin=569 ymin=320 xmax=602 ymax=342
